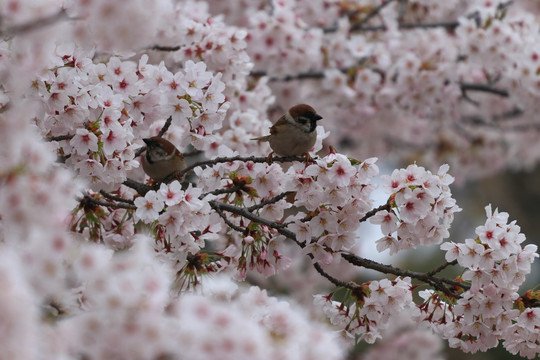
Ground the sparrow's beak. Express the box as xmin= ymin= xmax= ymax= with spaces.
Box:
xmin=314 ymin=114 xmax=323 ymax=121
xmin=142 ymin=138 xmax=153 ymax=146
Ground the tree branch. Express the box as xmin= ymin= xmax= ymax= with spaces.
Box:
xmin=150 ymin=45 xmax=181 ymax=52
xmin=460 ymin=82 xmax=509 ymax=98
xmin=427 ymin=259 xmax=458 ymax=276
xmin=313 ymin=262 xmax=356 ymax=289
xmin=341 ymin=252 xmax=468 ymax=297
xmin=99 ymin=190 xmax=135 ymax=204
xmin=44 ymin=134 xmax=74 ymax=142
xmin=251 ymin=67 xmax=512 ymax=102
xmin=176 ymin=154 xmax=315 ymax=181
xmin=2 ymin=9 xmax=71 ymax=40
xmin=211 ymin=199 xmax=470 ymax=297
xmin=210 ymin=201 xmax=246 ymax=233
xmin=157 ymin=116 xmax=173 ymax=137
xmin=247 ymin=191 xmax=295 ymax=212
xmin=209 ymin=200 xmax=300 ymax=245
xmin=349 ymin=0 xmax=397 ymax=32
xmin=80 ymin=194 xmax=136 ymax=210
xmin=359 ymin=202 xmax=391 ymax=223
xmin=123 ymin=178 xmax=152 ymax=196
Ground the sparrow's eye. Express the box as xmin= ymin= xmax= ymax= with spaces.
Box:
xmin=297 ymin=117 xmax=308 ymax=125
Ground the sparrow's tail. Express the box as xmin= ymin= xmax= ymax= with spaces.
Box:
xmin=251 ymin=135 xmax=270 ymax=141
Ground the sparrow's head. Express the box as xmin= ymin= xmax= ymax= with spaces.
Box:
xmin=288 ymin=104 xmax=323 ymax=133
xmin=143 ymin=136 xmax=179 ymax=163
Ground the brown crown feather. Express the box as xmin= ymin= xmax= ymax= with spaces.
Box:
xmin=288 ymin=104 xmax=318 ymax=119
xmin=143 ymin=137 xmax=183 ymax=157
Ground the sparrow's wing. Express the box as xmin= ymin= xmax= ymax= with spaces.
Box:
xmin=252 ymin=115 xmax=288 ymax=141
xmin=269 ymin=115 xmax=289 ymax=135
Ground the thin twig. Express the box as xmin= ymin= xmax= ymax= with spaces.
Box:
xmin=201 ymin=186 xmax=243 ymax=199
xmin=427 ymin=260 xmax=458 ymax=276
xmin=250 ymin=69 xmax=512 ymax=101
xmin=2 ymin=9 xmax=70 ymax=40
xmin=212 ymin=199 xmax=469 ymax=297
xmin=123 ymin=178 xmax=152 ymax=196
xmin=247 ymin=191 xmax=294 ymax=212
xmin=460 ymin=82 xmax=509 ymax=98
xmin=209 ymin=200 xmax=301 ymax=246
xmin=324 ymin=21 xmax=460 ymax=33
xmin=99 ymin=190 xmax=134 ymax=204
xmin=313 ymin=262 xmax=357 ymax=289
xmin=81 ymin=194 xmax=136 ymax=210
xmin=398 ymin=21 xmax=459 ymax=30
xmin=210 ymin=202 xmax=246 ymax=233
xmin=359 ymin=202 xmax=391 ymax=223
xmin=350 ymin=0 xmax=397 ymax=32
xmin=157 ymin=116 xmax=173 ymax=137
xmin=150 ymin=45 xmax=181 ymax=52
xmin=176 ymin=154 xmax=315 ymax=181
xmin=341 ymin=252 xmax=468 ymax=297
xmin=44 ymin=134 xmax=74 ymax=142
xmin=124 ymin=155 xmax=312 ymax=196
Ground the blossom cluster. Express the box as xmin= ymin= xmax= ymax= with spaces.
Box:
xmin=202 ymin=0 xmax=540 ymax=182
xmin=287 ymin=154 xmax=378 ymax=263
xmin=2 ymin=0 xmax=540 ymax=359
xmin=34 ymin=49 xmax=228 ymax=187
xmin=416 ymin=206 xmax=539 ymax=357
xmin=315 ymin=277 xmax=414 ymax=343
xmin=60 ymin=240 xmax=343 ymax=360
xmin=370 ymin=164 xmax=461 ymax=254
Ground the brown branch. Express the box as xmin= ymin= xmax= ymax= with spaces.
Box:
xmin=124 ymin=154 xmax=314 ymax=196
xmin=250 ymin=68 xmax=512 ymax=102
xmin=81 ymin=194 xmax=136 ymax=210
xmin=211 ymin=200 xmax=469 ymax=297
xmin=209 ymin=201 xmax=246 ymax=233
xmin=99 ymin=190 xmax=134 ymax=204
xmin=209 ymin=200 xmax=301 ymax=245
xmin=247 ymin=191 xmax=294 ymax=212
xmin=350 ymin=0 xmax=397 ymax=32
xmin=2 ymin=9 xmax=71 ymax=40
xmin=176 ymin=154 xmax=316 ymax=182
xmin=427 ymin=260 xmax=458 ymax=276
xmin=313 ymin=262 xmax=357 ymax=290
xmin=250 ymin=70 xmax=326 ymax=82
xmin=201 ymin=185 xmax=244 ymax=199
xmin=460 ymin=82 xmax=509 ymax=98
xmin=341 ymin=252 xmax=468 ymax=297
xmin=398 ymin=21 xmax=459 ymax=30
xmin=150 ymin=45 xmax=181 ymax=52
xmin=359 ymin=202 xmax=391 ymax=223
xmin=157 ymin=116 xmax=173 ymax=137
xmin=123 ymin=178 xmax=152 ymax=196
xmin=45 ymin=134 xmax=74 ymax=142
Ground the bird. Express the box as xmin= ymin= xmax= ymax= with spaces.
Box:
xmin=252 ymin=104 xmax=323 ymax=159
xmin=141 ymin=136 xmax=186 ymax=182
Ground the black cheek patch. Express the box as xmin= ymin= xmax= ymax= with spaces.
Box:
xmin=309 ymin=119 xmax=317 ymax=132
xmin=145 ymin=151 xmax=154 ymax=164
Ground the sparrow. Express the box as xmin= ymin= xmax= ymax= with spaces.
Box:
xmin=252 ymin=104 xmax=323 ymax=158
xmin=141 ymin=136 xmax=186 ymax=182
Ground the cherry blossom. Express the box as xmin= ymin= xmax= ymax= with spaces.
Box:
xmin=1 ymin=1 xmax=540 ymax=359
xmin=134 ymin=191 xmax=164 ymax=222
